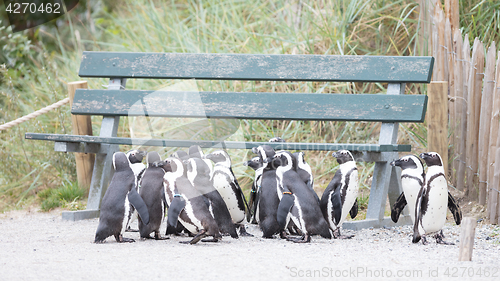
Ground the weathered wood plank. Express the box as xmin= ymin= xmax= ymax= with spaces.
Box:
xmin=79 ymin=52 xmax=434 ymax=83
xmin=428 ymin=81 xmax=448 ymax=173
xmin=71 ymin=90 xmax=428 ymax=123
xmin=68 ymin=81 xmax=94 ymax=190
xmin=25 ymin=133 xmax=412 ymax=152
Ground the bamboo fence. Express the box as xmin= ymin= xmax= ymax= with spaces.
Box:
xmin=420 ymin=0 xmax=500 ymax=224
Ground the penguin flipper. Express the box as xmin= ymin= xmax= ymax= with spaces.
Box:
xmin=447 ymin=191 xmax=462 ymax=225
xmin=128 ymin=188 xmax=150 ymax=225
xmin=349 ymin=198 xmax=358 ymax=219
xmin=277 ymin=193 xmax=294 ymax=230
xmin=166 ymin=196 xmax=186 ymax=235
xmin=330 ymin=187 xmax=343 ymax=225
xmin=412 ymin=187 xmax=426 ymax=243
xmin=247 ymin=185 xmax=257 ymax=222
xmin=390 ymin=192 xmax=407 ymax=223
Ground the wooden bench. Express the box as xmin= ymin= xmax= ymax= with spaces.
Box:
xmin=25 ymin=52 xmax=433 ymax=229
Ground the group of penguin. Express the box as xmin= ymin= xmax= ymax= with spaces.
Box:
xmin=94 ymin=138 xmax=462 ymax=245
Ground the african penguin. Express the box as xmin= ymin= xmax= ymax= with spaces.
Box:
xmin=390 ymin=155 xmax=425 ymax=225
xmin=95 ymin=152 xmax=149 ymax=243
xmin=124 ymin=149 xmax=146 ymax=232
xmin=413 ymin=152 xmax=462 ymax=245
xmin=205 ymin=150 xmax=252 ymax=236
xmin=188 ymin=145 xmax=214 ymax=179
xmin=244 ymin=156 xmax=263 ymax=224
xmin=171 ymin=150 xmax=189 ymax=161
xmin=138 ymin=151 xmax=169 ymax=240
xmin=162 ymin=157 xmax=221 ymax=244
xmin=320 ymin=150 xmax=359 ymax=239
xmin=293 ymin=152 xmax=319 ymax=202
xmin=272 ymin=151 xmax=331 ymax=243
xmin=185 ymin=157 xmax=238 ymax=238
xmin=269 ymin=137 xmax=285 ymax=142
xmin=252 ymin=145 xmax=282 ymax=238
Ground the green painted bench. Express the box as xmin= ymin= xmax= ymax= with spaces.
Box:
xmin=25 ymin=52 xmax=433 ymax=228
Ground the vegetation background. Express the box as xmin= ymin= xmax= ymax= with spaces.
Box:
xmin=0 ymin=0 xmax=498 ymax=214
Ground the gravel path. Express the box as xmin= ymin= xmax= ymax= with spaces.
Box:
xmin=0 ymin=209 xmax=499 ymax=281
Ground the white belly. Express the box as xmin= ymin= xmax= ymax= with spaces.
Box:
xmin=338 ymin=170 xmax=359 ymax=227
xmin=213 ymin=173 xmax=245 ymax=224
xmin=420 ymin=176 xmax=448 ymax=234
xmin=401 ymin=177 xmax=421 ymax=224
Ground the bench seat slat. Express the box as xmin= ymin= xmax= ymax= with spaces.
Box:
xmin=25 ymin=133 xmax=411 ymax=152
xmin=72 ymin=90 xmax=427 ymax=123
xmin=79 ymin=52 xmax=434 ymax=83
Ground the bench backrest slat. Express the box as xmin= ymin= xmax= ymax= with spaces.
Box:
xmin=73 ymin=89 xmax=427 ymax=123
xmin=79 ymin=52 xmax=434 ymax=83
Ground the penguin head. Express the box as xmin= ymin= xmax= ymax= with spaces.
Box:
xmin=253 ymin=145 xmax=276 ymax=168
xmin=245 ymin=156 xmax=263 ymax=171
xmin=164 ymin=157 xmax=185 ymax=177
xmin=293 ymin=152 xmax=307 ymax=166
xmin=188 ymin=145 xmax=204 ymax=159
xmin=113 ymin=152 xmax=131 ymax=171
xmin=419 ymin=152 xmax=443 ymax=167
xmin=332 ymin=150 xmax=354 ymax=165
xmin=126 ymin=149 xmax=146 ymax=164
xmin=146 ymin=151 xmax=162 ymax=167
xmin=390 ymin=155 xmax=424 ymax=170
xmin=205 ymin=150 xmax=232 ymax=166
xmin=268 ymin=137 xmax=285 ymax=143
xmin=171 ymin=150 xmax=189 ymax=161
xmin=185 ymin=158 xmax=210 ymax=178
xmin=271 ymin=150 xmax=296 ymax=170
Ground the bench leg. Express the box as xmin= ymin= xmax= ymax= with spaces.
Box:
xmin=62 ymin=116 xmax=120 ymax=221
xmin=343 ymin=153 xmax=411 ymax=230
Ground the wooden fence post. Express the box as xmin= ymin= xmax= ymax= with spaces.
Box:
xmin=478 ymin=43 xmax=496 ymax=205
xmin=458 ymin=217 xmax=477 ymax=261
xmin=68 ymin=81 xmax=94 ymax=190
xmin=428 ymin=81 xmax=448 ymax=173
xmin=466 ymin=38 xmax=484 ymax=199
xmin=488 ymin=53 xmax=500 ymax=223
xmin=456 ymin=34 xmax=470 ymax=192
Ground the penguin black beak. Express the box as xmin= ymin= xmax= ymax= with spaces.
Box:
xmin=419 ymin=152 xmax=429 ymax=159
xmin=390 ymin=160 xmax=396 ymax=167
xmin=263 ymin=157 xmax=272 ymax=163
xmin=332 ymin=151 xmax=339 ymax=158
xmin=243 ymin=160 xmax=249 ymax=166
xmin=251 ymin=147 xmax=259 ymax=154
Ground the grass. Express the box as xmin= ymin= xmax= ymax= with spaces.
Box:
xmin=1 ymin=0 xmax=497 ymax=213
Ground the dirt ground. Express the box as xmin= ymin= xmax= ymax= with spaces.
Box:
xmin=0 ymin=207 xmax=499 ymax=281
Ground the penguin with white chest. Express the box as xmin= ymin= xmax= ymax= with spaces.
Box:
xmin=138 ymin=151 xmax=169 ymax=240
xmin=272 ymin=151 xmax=332 ymax=243
xmin=163 ymin=157 xmax=221 ymax=244
xmin=124 ymin=149 xmax=146 ymax=232
xmin=320 ymin=150 xmax=359 ymax=239
xmin=412 ymin=152 xmax=462 ymax=245
xmin=252 ymin=145 xmax=282 ymax=238
xmin=185 ymin=157 xmax=239 ymax=238
xmin=293 ymin=151 xmax=319 ymax=202
xmin=205 ymin=150 xmax=252 ymax=236
xmin=94 ymin=152 xmax=150 ymax=243
xmin=390 ymin=155 xmax=425 ymax=224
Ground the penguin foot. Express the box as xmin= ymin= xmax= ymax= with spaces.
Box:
xmin=435 ymin=231 xmax=454 ymax=245
xmin=238 ymin=225 xmax=253 ymax=237
xmin=337 ymin=235 xmax=355 ymax=239
xmin=420 ymin=235 xmax=429 ymax=245
xmin=154 ymin=232 xmax=170 ymax=240
xmin=116 ymin=234 xmax=135 ymax=243
xmin=184 ymin=230 xmax=208 ymax=245
xmin=279 ymin=230 xmax=288 ymax=239
xmin=201 ymin=237 xmax=219 ymax=243
xmin=288 ymin=234 xmax=311 ymax=243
